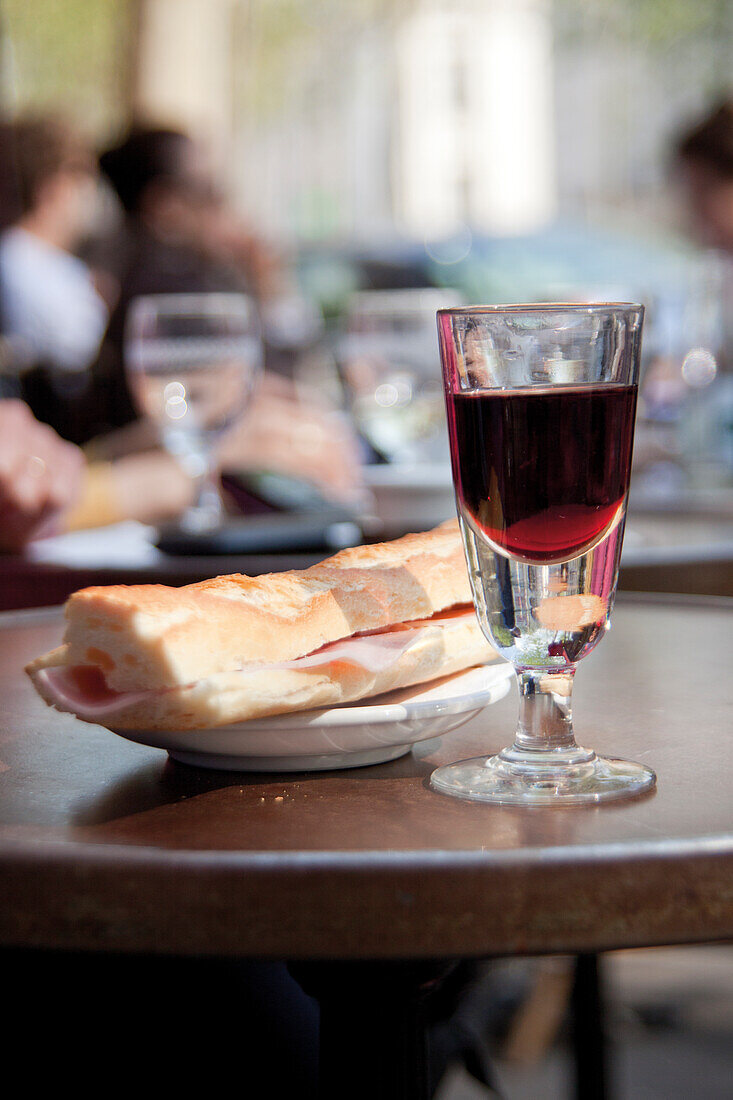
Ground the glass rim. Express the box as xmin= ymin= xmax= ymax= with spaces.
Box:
xmin=437 ymin=301 xmax=643 ymax=316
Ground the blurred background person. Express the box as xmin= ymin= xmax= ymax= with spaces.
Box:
xmin=96 ymin=125 xmax=279 ymax=301
xmin=0 ymin=117 xmax=340 ymax=532
xmin=646 ymin=95 xmax=733 ymax=492
xmin=0 ymin=116 xmax=361 ymax=522
xmin=94 ymin=123 xmax=323 ymax=375
xmin=86 ymin=123 xmax=275 ymax=437
xmin=0 ymin=114 xmax=111 ymax=440
xmin=673 ymin=96 xmax=733 ymax=374
xmin=0 ymin=120 xmax=346 ymax=538
xmin=0 ymin=118 xmax=204 ymax=538
xmin=84 ymin=123 xmax=363 ymax=508
xmin=674 ymin=97 xmax=733 ymax=255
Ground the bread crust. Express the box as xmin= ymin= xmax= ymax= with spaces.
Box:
xmin=40 ymin=521 xmax=474 ymax=692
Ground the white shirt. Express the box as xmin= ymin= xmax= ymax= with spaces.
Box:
xmin=0 ymin=227 xmax=108 ymax=373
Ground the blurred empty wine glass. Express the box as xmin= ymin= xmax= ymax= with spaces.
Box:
xmin=337 ymin=288 xmax=463 ymax=464
xmin=125 ymin=293 xmax=262 ymax=531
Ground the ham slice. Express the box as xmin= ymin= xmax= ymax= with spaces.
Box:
xmin=39 ymin=666 xmax=152 ymax=720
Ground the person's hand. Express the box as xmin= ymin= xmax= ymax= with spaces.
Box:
xmin=0 ymin=400 xmax=85 ymax=551
xmin=217 ymin=373 xmax=365 ymax=504
xmin=62 ymin=451 xmax=195 ymax=532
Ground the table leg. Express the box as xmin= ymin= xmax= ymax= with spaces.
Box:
xmin=290 ymin=959 xmax=456 ymax=1100
xmin=571 ymin=953 xmax=611 ymax=1100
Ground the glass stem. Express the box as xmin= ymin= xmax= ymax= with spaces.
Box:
xmin=193 ymin=463 xmax=223 ymax=518
xmin=511 ymin=667 xmax=582 ymax=755
xmin=179 ymin=449 xmax=223 ymax=531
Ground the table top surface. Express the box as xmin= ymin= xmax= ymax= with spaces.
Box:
xmin=2 ymin=595 xmax=733 ymax=961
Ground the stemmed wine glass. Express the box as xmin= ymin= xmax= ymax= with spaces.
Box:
xmin=337 ymin=288 xmax=463 ymax=464
xmin=432 ymin=303 xmax=656 ymax=805
xmin=125 ymin=292 xmax=263 ymax=532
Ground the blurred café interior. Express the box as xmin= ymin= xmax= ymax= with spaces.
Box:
xmin=1 ymin=1 xmax=733 ymax=1097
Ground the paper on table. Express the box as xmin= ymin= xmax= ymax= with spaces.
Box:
xmin=28 ymin=521 xmax=163 ymax=568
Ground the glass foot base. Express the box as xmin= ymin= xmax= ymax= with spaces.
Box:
xmin=179 ymin=505 xmax=221 ymax=534
xmin=430 ymin=748 xmax=656 ymax=805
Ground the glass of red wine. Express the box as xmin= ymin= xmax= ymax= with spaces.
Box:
xmin=432 ymin=303 xmax=656 ymax=805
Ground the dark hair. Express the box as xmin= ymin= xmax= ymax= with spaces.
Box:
xmin=674 ymin=98 xmax=733 ymax=180
xmin=0 ymin=114 xmax=93 ymax=229
xmin=98 ymin=126 xmax=202 ymax=213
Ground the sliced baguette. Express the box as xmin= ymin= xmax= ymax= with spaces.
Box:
xmin=30 ymin=520 xmax=475 ymax=694
xmin=26 ymin=521 xmax=499 ymax=731
xmin=29 ymin=612 xmax=494 ymax=731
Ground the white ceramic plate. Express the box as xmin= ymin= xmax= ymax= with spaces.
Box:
xmin=114 ymin=662 xmax=514 ymax=773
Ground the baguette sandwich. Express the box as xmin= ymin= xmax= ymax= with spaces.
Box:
xmin=26 ymin=520 xmax=497 ymax=732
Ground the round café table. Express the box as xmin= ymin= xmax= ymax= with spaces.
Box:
xmin=1 ymin=595 xmax=733 ymax=1097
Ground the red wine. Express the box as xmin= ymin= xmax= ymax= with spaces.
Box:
xmin=447 ymin=384 xmax=637 ymax=563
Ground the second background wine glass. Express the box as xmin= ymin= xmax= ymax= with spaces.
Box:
xmin=125 ymin=292 xmax=263 ymax=532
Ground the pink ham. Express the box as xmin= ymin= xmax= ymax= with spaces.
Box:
xmin=39 ymin=666 xmax=155 ymax=720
